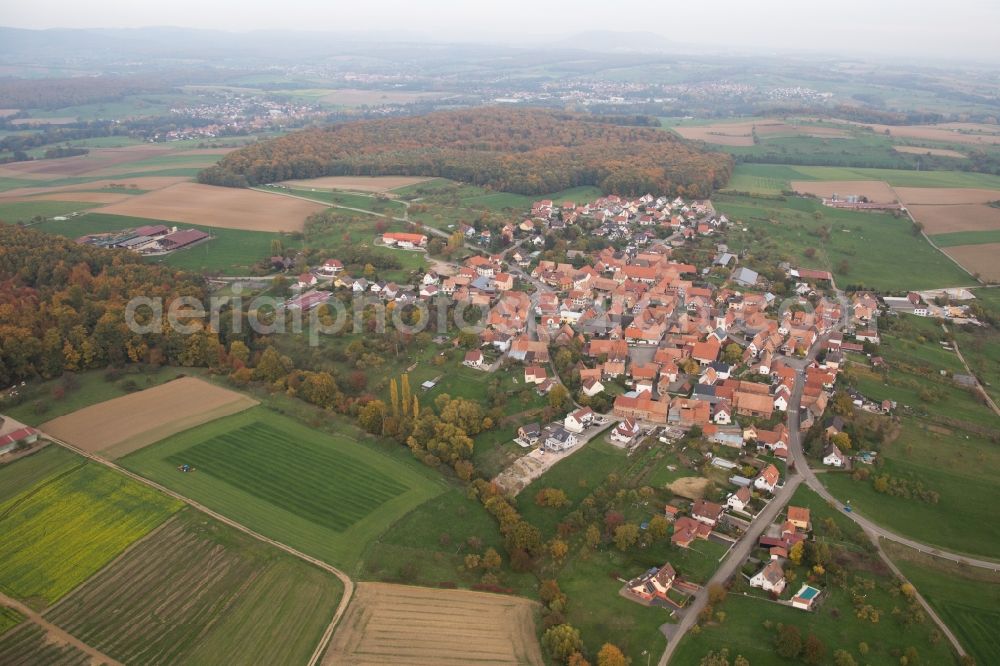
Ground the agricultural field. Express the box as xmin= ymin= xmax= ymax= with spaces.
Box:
xmin=0 ymin=623 xmax=100 ymax=666
xmin=942 ymin=244 xmax=1000 ymax=281
xmin=33 ymin=212 xmax=295 ymax=275
xmin=121 ymin=407 xmax=444 ymax=568
xmin=1 ymin=366 xmax=180 ymax=427
xmin=821 ymin=418 xmax=1000 ymax=560
xmin=667 ymin=118 xmax=849 ymax=147
xmin=40 ymin=377 xmax=258 ymax=458
xmin=894 ymin=145 xmax=967 ymax=158
xmin=716 ymin=193 xmax=973 ymax=291
xmin=46 ymin=509 xmax=344 ymax=666
xmin=885 ymin=542 xmax=1000 ymax=666
xmin=730 ymin=163 xmax=1000 ymax=190
xmin=0 ymin=446 xmax=81 ymax=504
xmin=0 ymin=458 xmax=181 ymax=608
xmin=95 ymin=182 xmax=326 ymax=232
xmin=323 ymin=582 xmax=543 ymax=666
xmin=0 ymin=607 xmax=24 ymax=635
xmin=671 ymin=486 xmax=960 ymax=666
xmin=0 ymin=199 xmax=102 ymax=222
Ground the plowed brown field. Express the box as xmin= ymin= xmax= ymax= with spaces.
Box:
xmin=323 ymin=582 xmax=543 ymax=666
xmin=41 ymin=377 xmax=257 ymax=458
xmin=943 ymin=244 xmax=1000 ymax=281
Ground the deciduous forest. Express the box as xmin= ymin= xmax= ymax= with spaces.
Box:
xmin=200 ymin=107 xmax=732 ymax=197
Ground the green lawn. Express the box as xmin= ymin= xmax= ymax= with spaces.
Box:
xmin=121 ymin=407 xmax=445 ymax=569
xmin=559 ymin=548 xmax=670 ymax=659
xmin=31 ymin=212 xmax=297 ymax=275
xmin=820 ymin=419 xmax=1000 ymax=560
xmin=885 ymin=542 xmax=1000 ymax=666
xmin=360 ymin=488 xmax=536 ymax=593
xmin=518 ymin=440 xmax=629 ymax=539
xmin=0 ymin=459 xmax=182 ymax=609
xmin=716 ymin=193 xmax=973 ymax=291
xmin=46 ymin=508 xmax=344 ymax=665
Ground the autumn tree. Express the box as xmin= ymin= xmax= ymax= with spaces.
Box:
xmin=542 ymin=624 xmax=583 ymax=664
xmin=596 ymin=643 xmax=627 ymax=666
xmin=775 ymin=624 xmax=802 ymax=659
xmin=613 ymin=523 xmax=639 ymax=551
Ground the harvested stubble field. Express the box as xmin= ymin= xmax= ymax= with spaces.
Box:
xmin=0 ymin=461 xmax=181 ymax=608
xmin=280 ymin=175 xmax=431 ymax=192
xmin=40 ymin=377 xmax=258 ymax=458
xmin=790 ymin=179 xmax=899 ymax=202
xmin=95 ymin=181 xmax=326 ymax=231
xmin=851 ymin=121 xmax=1000 ymax=146
xmin=905 ymin=203 xmax=1000 ymax=234
xmin=324 ymin=582 xmax=542 ymax=666
xmin=893 ymin=145 xmax=967 ymax=158
xmin=46 ymin=510 xmax=344 ymax=666
xmin=943 ymin=243 xmax=1000 ymax=281
xmin=318 ymin=89 xmax=452 ymax=106
xmin=1 ymin=191 xmax=131 ymax=204
xmin=0 ymin=622 xmax=96 ymax=666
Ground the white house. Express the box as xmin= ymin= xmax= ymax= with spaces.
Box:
xmin=750 ymin=561 xmax=786 ymax=594
xmin=564 ymin=406 xmax=595 ymax=434
xmin=727 ymin=486 xmax=751 ymax=512
xmin=317 ymin=259 xmax=343 ymax=276
xmin=823 ymin=443 xmax=847 ymax=467
xmin=581 ymin=378 xmax=605 ymax=397
xmin=463 ymin=350 xmax=485 ymax=369
xmin=713 ymin=404 xmax=732 ymax=425
xmin=754 ymin=464 xmax=780 ymax=493
xmin=296 ymin=273 xmax=318 ymax=289
xmin=545 ymin=427 xmax=578 ymax=452
xmin=610 ymin=418 xmax=640 ymax=444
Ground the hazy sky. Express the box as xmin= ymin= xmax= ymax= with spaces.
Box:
xmin=4 ymin=0 xmax=1000 ymax=62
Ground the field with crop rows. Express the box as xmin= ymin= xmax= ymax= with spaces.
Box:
xmin=122 ymin=408 xmax=444 ymax=567
xmin=46 ymin=510 xmax=343 ymax=665
xmin=0 ymin=460 xmax=181 ymax=608
xmin=0 ymin=623 xmax=93 ymax=666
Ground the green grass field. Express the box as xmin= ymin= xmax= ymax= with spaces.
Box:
xmin=878 ymin=314 xmax=965 ymax=373
xmin=953 ymin=291 xmax=1000 ymax=405
xmin=361 ymin=488 xmax=536 ymax=594
xmin=121 ymin=407 xmax=444 ymax=568
xmin=0 ymin=200 xmax=101 ymax=223
xmin=46 ymin=508 xmax=344 ymax=665
xmin=517 ymin=440 xmax=628 ymax=539
xmin=821 ymin=419 xmax=1000 ymax=560
xmin=31 ymin=212 xmax=296 ymax=275
xmin=886 ymin=543 xmax=1000 ymax=666
xmin=0 ymin=459 xmax=182 ymax=609
xmin=716 ymin=194 xmax=973 ymax=291
xmin=930 ymin=229 xmax=1000 ymax=247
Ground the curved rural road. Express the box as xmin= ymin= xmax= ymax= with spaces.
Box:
xmin=661 ymin=292 xmax=990 ymax=663
xmin=40 ymin=435 xmax=354 ymax=666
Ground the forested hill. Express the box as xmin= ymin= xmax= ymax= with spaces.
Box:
xmin=199 ymin=107 xmax=732 ymax=197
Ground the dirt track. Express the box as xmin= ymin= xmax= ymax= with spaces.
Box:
xmin=96 ymin=182 xmax=326 ymax=231
xmin=40 ymin=377 xmax=257 ymax=458
xmin=323 ymin=582 xmax=543 ymax=666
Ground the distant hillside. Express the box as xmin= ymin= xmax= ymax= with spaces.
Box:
xmin=199 ymin=107 xmax=732 ymax=197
